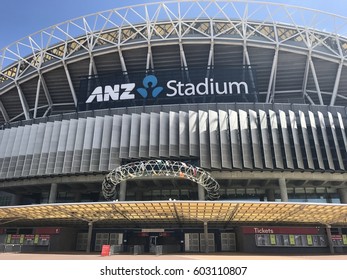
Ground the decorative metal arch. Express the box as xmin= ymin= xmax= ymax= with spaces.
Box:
xmin=102 ymin=160 xmax=220 ymax=200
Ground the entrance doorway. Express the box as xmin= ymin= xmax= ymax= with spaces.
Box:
xmin=149 ymin=235 xmax=158 ymax=253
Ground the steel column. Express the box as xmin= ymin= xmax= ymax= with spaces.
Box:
xmin=62 ymin=62 xmax=78 ymax=106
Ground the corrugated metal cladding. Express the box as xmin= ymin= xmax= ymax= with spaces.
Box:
xmin=1 ymin=103 xmax=347 ymax=180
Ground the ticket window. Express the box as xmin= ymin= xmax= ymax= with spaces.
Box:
xmin=38 ymin=235 xmax=50 ymax=246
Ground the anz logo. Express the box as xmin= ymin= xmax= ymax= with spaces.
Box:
xmin=85 ymin=75 xmax=163 ymax=103
xmin=86 ymin=83 xmax=136 ymax=103
xmin=136 ymin=75 xmax=163 ymax=98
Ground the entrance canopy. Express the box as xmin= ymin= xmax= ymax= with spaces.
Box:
xmin=1 ymin=201 xmax=347 ymax=227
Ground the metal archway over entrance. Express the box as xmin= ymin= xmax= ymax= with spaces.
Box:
xmin=102 ymin=160 xmax=220 ymax=200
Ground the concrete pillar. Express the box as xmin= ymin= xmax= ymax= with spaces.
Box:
xmin=119 ymin=181 xmax=127 ymax=201
xmin=198 ymin=185 xmax=205 ymax=201
xmin=203 ymin=221 xmax=209 ymax=253
xmin=278 ymin=178 xmax=288 ymax=202
xmin=338 ymin=188 xmax=347 ymax=204
xmin=325 ymin=225 xmax=335 ymax=254
xmin=48 ymin=183 xmax=58 ymax=204
xmin=266 ymin=189 xmax=275 ymax=202
xmin=86 ymin=221 xmax=93 ymax=253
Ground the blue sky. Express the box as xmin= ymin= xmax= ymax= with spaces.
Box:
xmin=0 ymin=0 xmax=346 ymax=49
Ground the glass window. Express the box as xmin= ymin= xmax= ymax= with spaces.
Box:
xmin=255 ymin=234 xmax=270 ymax=246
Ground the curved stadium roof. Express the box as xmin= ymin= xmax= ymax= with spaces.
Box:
xmin=1 ymin=0 xmax=347 ymax=124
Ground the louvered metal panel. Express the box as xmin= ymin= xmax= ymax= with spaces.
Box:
xmin=149 ymin=112 xmax=160 ymax=158
xmin=328 ymin=112 xmax=344 ymax=170
xmin=80 ymin=117 xmax=95 ymax=172
xmin=289 ymin=110 xmax=304 ymax=169
xmin=15 ymin=125 xmax=31 ymax=177
xmin=54 ymin=120 xmax=69 ymax=174
xmin=120 ymin=114 xmax=131 ymax=159
xmin=308 ymin=111 xmax=325 ymax=170
xmin=209 ymin=110 xmax=221 ymax=169
xmin=13 ymin=125 xmax=31 ymax=177
xmin=337 ymin=112 xmax=347 ymax=153
xmin=139 ymin=113 xmax=150 ymax=158
xmin=7 ymin=126 xmax=24 ymax=178
xmin=189 ymin=111 xmax=199 ymax=157
xmin=249 ymin=109 xmax=263 ymax=169
xmin=318 ymin=111 xmax=335 ymax=170
xmin=109 ymin=115 xmax=122 ymax=170
xmin=218 ymin=110 xmax=232 ymax=169
xmin=1 ymin=128 xmax=18 ymax=178
xmin=159 ymin=112 xmax=169 ymax=158
xmin=269 ymin=110 xmax=284 ymax=169
xmin=100 ymin=115 xmax=113 ymax=171
xmin=169 ymin=111 xmax=179 ymax=157
xmin=129 ymin=114 xmax=141 ymax=158
xmin=37 ymin=122 xmax=54 ymax=175
xmin=199 ymin=110 xmax=211 ymax=169
xmin=0 ymin=129 xmax=10 ymax=177
xmin=0 ymin=130 xmax=4 ymax=175
xmin=229 ymin=110 xmax=242 ymax=169
xmin=71 ymin=118 xmax=87 ymax=173
xmin=179 ymin=111 xmax=189 ymax=157
xmin=46 ymin=121 xmax=62 ymax=174
xmin=259 ymin=110 xmax=273 ymax=169
xmin=279 ymin=110 xmax=294 ymax=169
xmin=90 ymin=116 xmax=104 ymax=171
xmin=0 ymin=130 xmax=3 ymax=153
xmin=299 ymin=111 xmax=314 ymax=170
xmin=63 ymin=119 xmax=78 ymax=173
xmin=30 ymin=123 xmax=46 ymax=175
xmin=23 ymin=124 xmax=38 ymax=176
xmin=239 ymin=109 xmax=252 ymax=169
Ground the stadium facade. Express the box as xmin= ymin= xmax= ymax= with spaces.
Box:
xmin=1 ymin=0 xmax=347 ymax=254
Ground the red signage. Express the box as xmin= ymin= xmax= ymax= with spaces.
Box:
xmin=242 ymin=226 xmax=320 ymax=235
xmin=331 ymin=235 xmax=343 ymax=240
xmin=101 ymin=245 xmax=111 ymax=256
xmin=35 ymin=228 xmax=60 ymax=234
xmin=25 ymin=235 xmax=35 ymax=239
xmin=39 ymin=235 xmax=51 ymax=240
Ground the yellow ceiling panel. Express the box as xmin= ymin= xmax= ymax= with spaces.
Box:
xmin=1 ymin=201 xmax=347 ymax=226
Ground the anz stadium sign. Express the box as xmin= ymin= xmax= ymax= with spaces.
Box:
xmin=78 ymin=66 xmax=258 ymax=111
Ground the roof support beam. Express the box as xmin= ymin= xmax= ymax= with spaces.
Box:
xmin=179 ymin=42 xmax=190 ymax=81
xmin=34 ymin=73 xmax=53 ymax=119
xmin=146 ymin=44 xmax=154 ymax=72
xmin=243 ymin=43 xmax=257 ymax=94
xmin=0 ymin=100 xmax=9 ymax=122
xmin=302 ymin=54 xmax=310 ymax=102
xmin=207 ymin=42 xmax=214 ymax=77
xmin=330 ymin=59 xmax=344 ymax=106
xmin=88 ymin=54 xmax=98 ymax=76
xmin=266 ymin=47 xmax=279 ymax=103
xmin=118 ymin=47 xmax=129 ymax=82
xmin=15 ymin=82 xmax=30 ymax=120
xmin=62 ymin=61 xmax=78 ymax=107
xmin=308 ymin=53 xmax=324 ymax=105
xmin=33 ymin=76 xmax=41 ymax=119
xmin=40 ymin=73 xmax=53 ymax=108
xmin=206 ymin=19 xmax=214 ymax=77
